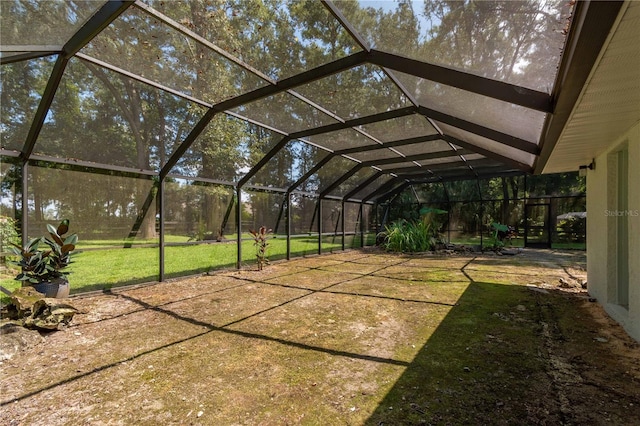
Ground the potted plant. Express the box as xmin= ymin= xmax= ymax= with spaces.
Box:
xmin=9 ymin=219 xmax=78 ymax=298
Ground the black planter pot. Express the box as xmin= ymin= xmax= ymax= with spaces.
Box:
xmin=31 ymin=278 xmax=70 ymax=298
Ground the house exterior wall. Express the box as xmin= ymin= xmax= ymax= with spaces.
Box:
xmin=587 ymin=121 xmax=640 ymax=341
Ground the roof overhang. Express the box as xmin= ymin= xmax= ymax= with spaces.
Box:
xmin=538 ymin=0 xmax=640 ymax=174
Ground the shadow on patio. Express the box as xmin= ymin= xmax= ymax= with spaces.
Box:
xmin=2 ymin=251 xmax=638 ymax=425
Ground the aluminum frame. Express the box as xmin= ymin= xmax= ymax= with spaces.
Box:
xmin=1 ymin=0 xmax=622 ymax=275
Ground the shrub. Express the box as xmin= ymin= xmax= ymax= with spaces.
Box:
xmin=0 ymin=216 xmax=20 ymax=268
xmin=381 ymin=219 xmax=436 ymax=253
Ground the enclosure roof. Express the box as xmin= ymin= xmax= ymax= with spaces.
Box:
xmin=540 ymin=0 xmax=640 ymax=174
xmin=0 ymin=0 xmax=627 ymax=203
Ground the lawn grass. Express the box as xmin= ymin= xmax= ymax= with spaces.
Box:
xmin=0 ymin=229 xmax=577 ymax=299
xmin=0 ymin=234 xmax=374 ymax=296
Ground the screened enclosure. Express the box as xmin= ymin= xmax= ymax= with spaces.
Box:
xmin=1 ymin=0 xmax=615 ymax=291
xmin=381 ymin=173 xmax=586 ymax=250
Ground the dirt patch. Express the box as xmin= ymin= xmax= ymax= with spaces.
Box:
xmin=1 ymin=248 xmax=639 ymax=425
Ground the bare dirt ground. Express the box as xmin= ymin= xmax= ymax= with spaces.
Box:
xmin=1 ymin=248 xmax=639 ymax=425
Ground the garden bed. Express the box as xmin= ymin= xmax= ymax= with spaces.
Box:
xmin=1 ymin=249 xmax=638 ymax=425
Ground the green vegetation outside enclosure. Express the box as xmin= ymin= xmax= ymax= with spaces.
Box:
xmin=0 ymin=233 xmax=376 ymax=296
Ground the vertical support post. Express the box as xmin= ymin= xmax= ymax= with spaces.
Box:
xmin=359 ymin=202 xmax=364 ymax=248
xmin=286 ymin=192 xmax=291 ymax=260
xmin=524 ymin=204 xmax=530 ymax=247
xmin=341 ymin=200 xmax=345 ymax=251
xmin=476 ymin=179 xmax=483 ymax=250
xmin=318 ymin=198 xmax=323 ymax=255
xmin=442 ymin=181 xmax=451 ymax=244
xmin=21 ymin=161 xmax=28 ymax=246
xmin=158 ymin=178 xmax=165 ymax=282
xmin=236 ymin=187 xmax=242 ymax=269
xmin=546 ymin=201 xmax=552 ymax=248
xmin=523 ymin=174 xmax=528 ymax=247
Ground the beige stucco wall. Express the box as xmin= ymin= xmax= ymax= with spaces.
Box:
xmin=586 ymin=121 xmax=640 ymax=341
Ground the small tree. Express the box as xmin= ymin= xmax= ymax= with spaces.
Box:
xmin=249 ymin=226 xmax=272 ymax=271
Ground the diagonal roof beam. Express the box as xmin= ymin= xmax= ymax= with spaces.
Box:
xmin=322 ymin=0 xmax=371 ymax=52
xmin=77 ymin=53 xmax=212 ymax=108
xmin=369 ymin=50 xmax=552 ymax=113
xmin=343 ymin=171 xmax=384 ymax=201
xmin=135 ymin=0 xmax=274 ymax=84
xmin=287 ymin=154 xmax=334 ymax=193
xmin=238 ymin=137 xmax=293 ymax=187
xmin=323 ymin=1 xmax=425 ymax=119
xmin=380 ymin=67 xmax=420 ymax=107
xmin=137 ymin=1 xmax=350 ymax=128
xmin=160 ymin=109 xmax=217 ymax=179
xmin=20 ymin=1 xmax=133 ymax=160
xmin=319 ymin=163 xmax=364 ymax=198
xmin=20 ymin=56 xmax=65 ymax=160
xmin=360 ymin=149 xmax=475 ymax=168
xmin=382 ymin=158 xmax=497 ymax=176
xmin=441 ymin=135 xmax=531 ymax=172
xmin=161 ymin=52 xmax=368 ymax=178
xmin=290 ymin=106 xmax=417 ymax=140
xmin=234 ymin=107 xmax=420 ymax=191
xmin=417 ymin=106 xmax=539 ymax=154
xmin=363 ymin=177 xmax=407 ymax=203
xmin=334 ymin=134 xmax=442 ymax=156
xmin=62 ymin=1 xmax=134 ymax=60
xmin=371 ymin=179 xmax=412 ymax=204
xmin=211 ymin=51 xmax=369 ymax=113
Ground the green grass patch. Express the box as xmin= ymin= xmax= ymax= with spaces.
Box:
xmin=551 ymin=242 xmax=586 ymax=250
xmin=0 ymin=234 xmax=355 ymax=295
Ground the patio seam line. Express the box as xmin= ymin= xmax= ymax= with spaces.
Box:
xmin=1 ymin=282 xmax=411 ymax=407
xmin=2 ymin=256 xmax=422 ymax=406
xmin=71 ymin=282 xmax=250 ymax=327
xmin=219 ymin=258 xmax=412 ymax=328
xmin=228 ymin=275 xmax=457 ymax=308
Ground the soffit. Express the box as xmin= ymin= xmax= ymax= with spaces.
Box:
xmin=543 ymin=1 xmax=640 ymax=173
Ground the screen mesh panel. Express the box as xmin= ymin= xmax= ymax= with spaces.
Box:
xmin=27 ymin=165 xmax=159 ymax=289
xmin=145 ymin=0 xmax=363 ymax=80
xmin=396 ymin=72 xmax=546 ymax=143
xmin=336 ymin=0 xmax=571 ymax=93
xmin=1 ymin=1 xmax=108 ymax=47
xmin=82 ymin=6 xmax=269 ymax=104
xmin=1 ymin=56 xmax=56 ymax=151
xmin=35 ymin=58 xmax=207 ymax=171
xmin=295 ymin=64 xmax=411 ymax=119
xmin=358 ymin=114 xmax=438 ymax=142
